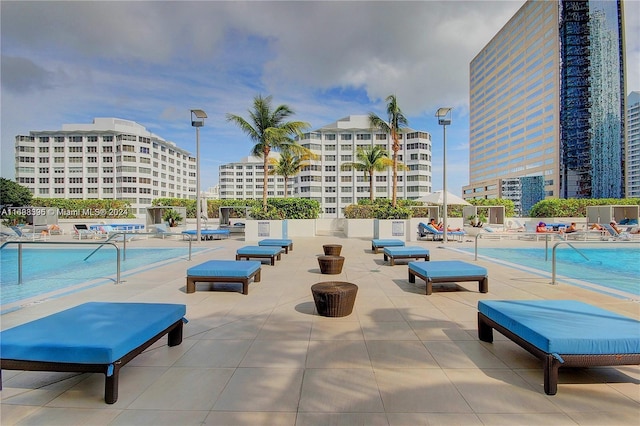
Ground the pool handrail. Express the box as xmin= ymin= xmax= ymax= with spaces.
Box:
xmin=550 ymin=240 xmax=637 ymax=285
xmin=0 ymin=240 xmax=121 ymax=285
xmin=84 ymin=230 xmax=195 ymax=262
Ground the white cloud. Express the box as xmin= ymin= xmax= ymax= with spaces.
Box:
xmin=1 ymin=0 xmax=637 ymax=196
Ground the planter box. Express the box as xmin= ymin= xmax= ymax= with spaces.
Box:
xmin=344 ymin=219 xmax=374 ymax=238
xmin=286 ymin=219 xmax=316 ymax=237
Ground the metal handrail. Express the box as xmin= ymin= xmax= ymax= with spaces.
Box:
xmin=551 ymin=240 xmax=637 ymax=285
xmin=473 ymin=231 xmax=556 ymax=260
xmin=83 ymin=231 xmax=194 ymax=261
xmin=0 ymin=240 xmax=121 ymax=284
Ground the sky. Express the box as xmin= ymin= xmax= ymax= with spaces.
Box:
xmin=1 ymin=0 xmax=639 ymax=197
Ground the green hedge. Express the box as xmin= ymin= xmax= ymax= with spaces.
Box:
xmin=529 ymin=198 xmax=640 ymax=217
xmin=153 ymin=198 xmax=320 ymax=219
xmin=31 ymin=198 xmax=135 ymax=219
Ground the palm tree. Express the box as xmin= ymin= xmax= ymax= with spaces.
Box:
xmin=341 ymin=145 xmax=394 ymax=202
xmin=268 ymin=146 xmax=318 ymax=197
xmin=368 ymin=94 xmax=408 ymax=207
xmin=227 ymin=95 xmax=309 ymax=211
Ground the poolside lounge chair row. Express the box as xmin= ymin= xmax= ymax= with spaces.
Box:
xmin=417 ymin=222 xmax=466 ymax=242
xmin=186 ymin=239 xmax=294 ymax=295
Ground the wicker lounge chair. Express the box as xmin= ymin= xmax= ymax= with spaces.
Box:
xmin=236 ymin=246 xmax=283 ymax=265
xmin=478 ymin=300 xmax=640 ymax=395
xmin=383 ymin=246 xmax=430 ymax=266
xmin=0 ymin=302 xmax=186 ymax=404
xmin=408 ymin=260 xmax=488 ymax=295
xmin=186 ymin=260 xmax=262 ymax=295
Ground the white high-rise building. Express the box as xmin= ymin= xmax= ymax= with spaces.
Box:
xmin=14 ymin=118 xmax=196 ymax=216
xmin=627 ymin=91 xmax=640 ymax=197
xmin=218 ymin=115 xmax=433 ymax=218
xmin=218 ymin=154 xmax=290 ymax=200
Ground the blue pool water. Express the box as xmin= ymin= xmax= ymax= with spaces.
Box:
xmin=1 ymin=247 xmax=208 ymax=306
xmin=460 ymin=246 xmax=640 ymax=297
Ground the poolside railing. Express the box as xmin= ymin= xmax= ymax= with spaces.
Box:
xmin=550 ymin=240 xmax=637 ymax=285
xmin=0 ymin=240 xmax=121 ymax=285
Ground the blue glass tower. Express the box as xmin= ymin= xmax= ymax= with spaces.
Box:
xmin=560 ymin=0 xmax=626 ymax=198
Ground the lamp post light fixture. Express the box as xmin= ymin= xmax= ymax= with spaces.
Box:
xmin=435 ymin=107 xmax=452 ymax=244
xmin=191 ymin=109 xmax=207 ymax=243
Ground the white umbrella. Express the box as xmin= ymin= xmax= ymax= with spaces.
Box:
xmin=414 ymin=190 xmax=470 ymax=206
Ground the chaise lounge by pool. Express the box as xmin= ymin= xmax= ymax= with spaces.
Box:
xmin=408 ymin=260 xmax=488 ymax=295
xmin=0 ymin=302 xmax=186 ymax=404
xmin=186 ymin=260 xmax=262 ymax=295
xmin=478 ymin=300 xmax=640 ymax=395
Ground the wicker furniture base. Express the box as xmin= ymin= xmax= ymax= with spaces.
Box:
xmin=323 ymin=244 xmax=342 ymax=256
xmin=478 ymin=312 xmax=640 ymax=395
xmin=311 ymin=281 xmax=358 ymax=317
xmin=318 ymin=255 xmax=345 ymax=274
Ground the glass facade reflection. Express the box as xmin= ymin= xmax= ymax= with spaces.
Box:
xmin=560 ymin=0 xmax=626 ymax=198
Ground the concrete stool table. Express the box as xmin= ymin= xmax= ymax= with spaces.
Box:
xmin=323 ymin=244 xmax=342 ymax=256
xmin=318 ymin=255 xmax=345 ymax=274
xmin=408 ymin=260 xmax=488 ymax=295
xmin=311 ymin=281 xmax=358 ymax=317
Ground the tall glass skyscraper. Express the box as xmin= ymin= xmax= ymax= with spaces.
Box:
xmin=560 ymin=0 xmax=626 ymax=198
xmin=466 ymin=0 xmax=626 ymax=203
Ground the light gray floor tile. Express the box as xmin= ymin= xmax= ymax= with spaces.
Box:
xmin=306 ymin=340 xmax=372 ymax=368
xmin=128 ymin=367 xmax=234 ymax=410
xmin=299 ymin=368 xmax=384 ymax=413
xmin=212 ymin=368 xmax=304 ymax=412
xmin=374 ymin=368 xmax=472 ymax=413
xmin=240 ymin=339 xmax=309 ymax=368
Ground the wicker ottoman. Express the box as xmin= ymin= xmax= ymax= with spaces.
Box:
xmin=318 ymin=255 xmax=345 ymax=274
xmin=323 ymin=244 xmax=342 ymax=256
xmin=311 ymin=282 xmax=358 ymax=317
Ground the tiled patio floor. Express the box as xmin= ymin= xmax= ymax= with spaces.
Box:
xmin=1 ymin=235 xmax=639 ymax=425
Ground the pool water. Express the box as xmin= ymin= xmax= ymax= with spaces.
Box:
xmin=460 ymin=246 xmax=640 ymax=297
xmin=1 ymin=247 xmax=207 ymax=306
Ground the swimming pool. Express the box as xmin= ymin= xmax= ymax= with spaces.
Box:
xmin=0 ymin=246 xmax=210 ymax=307
xmin=459 ymin=246 xmax=640 ymax=298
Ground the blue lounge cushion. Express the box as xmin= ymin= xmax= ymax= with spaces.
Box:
xmin=0 ymin=302 xmax=186 ymax=365
xmin=258 ymin=239 xmax=292 ymax=246
xmin=478 ymin=300 xmax=640 ymax=355
xmin=237 ymin=246 xmax=282 ymax=255
xmin=383 ymin=246 xmax=429 ymax=256
xmin=409 ymin=260 xmax=487 ymax=279
xmin=187 ymin=260 xmax=261 ymax=277
xmin=372 ymin=239 xmax=405 ymax=247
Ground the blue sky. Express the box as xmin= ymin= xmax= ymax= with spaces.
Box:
xmin=1 ymin=0 xmax=638 ymax=196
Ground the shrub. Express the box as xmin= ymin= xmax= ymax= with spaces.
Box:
xmin=529 ymin=198 xmax=640 ymax=217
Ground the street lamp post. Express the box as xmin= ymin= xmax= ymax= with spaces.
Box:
xmin=435 ymin=107 xmax=452 ymax=244
xmin=191 ymin=109 xmax=207 ymax=243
